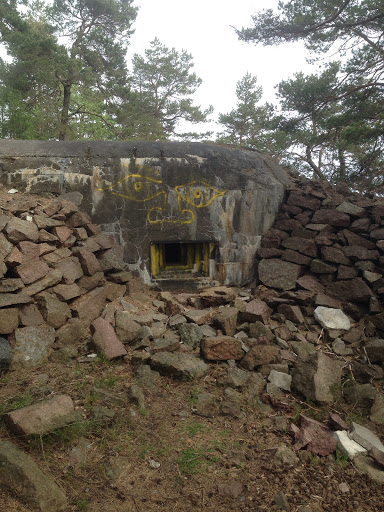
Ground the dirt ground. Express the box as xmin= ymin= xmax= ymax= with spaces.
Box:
xmin=1 ymin=347 xmax=384 ymax=512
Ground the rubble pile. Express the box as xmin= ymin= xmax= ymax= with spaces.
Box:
xmin=257 ymin=175 xmax=384 ymax=321
xmin=0 ymin=192 xmax=134 ymax=370
xmin=2 ymin=179 xmax=384 ymax=508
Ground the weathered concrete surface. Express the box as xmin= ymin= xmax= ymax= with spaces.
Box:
xmin=0 ymin=141 xmax=289 ymax=285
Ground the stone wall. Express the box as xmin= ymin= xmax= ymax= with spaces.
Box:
xmin=0 ymin=141 xmax=290 ymax=286
xmin=256 ymin=174 xmax=384 ymax=326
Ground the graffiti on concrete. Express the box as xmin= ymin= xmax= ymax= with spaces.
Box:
xmin=97 ymin=170 xmax=226 ymax=225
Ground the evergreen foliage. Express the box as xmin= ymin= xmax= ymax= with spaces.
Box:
xmin=235 ymin=0 xmax=384 ymax=191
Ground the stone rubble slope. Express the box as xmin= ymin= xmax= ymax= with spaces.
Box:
xmin=2 ymin=179 xmax=384 ymax=508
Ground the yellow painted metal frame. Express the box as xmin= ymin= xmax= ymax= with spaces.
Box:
xmin=150 ymin=241 xmax=216 ymax=278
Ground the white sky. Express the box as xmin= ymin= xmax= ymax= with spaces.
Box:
xmin=127 ymin=0 xmax=314 ymax=135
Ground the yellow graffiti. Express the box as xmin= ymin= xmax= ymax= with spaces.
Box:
xmin=148 ymin=205 xmax=195 ymax=225
xmin=96 ymin=172 xmax=226 ymax=225
xmin=97 ymin=174 xmax=165 ymax=202
xmin=175 ymin=179 xmax=226 ymax=208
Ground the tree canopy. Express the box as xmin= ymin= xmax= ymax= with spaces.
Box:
xmin=236 ymin=0 xmax=384 ymax=191
xmin=0 ymin=0 xmax=138 ymax=140
xmin=0 ymin=3 xmax=211 ymax=141
xmin=217 ymin=73 xmax=274 ymax=151
xmin=115 ymin=38 xmax=213 ymax=140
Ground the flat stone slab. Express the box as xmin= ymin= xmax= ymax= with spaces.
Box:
xmin=5 ymin=217 xmax=39 ymax=242
xmin=350 ymin=422 xmax=384 ymax=453
xmin=24 ymin=268 xmax=63 ymax=296
xmin=292 ymin=352 xmax=342 ymax=404
xmin=115 ymin=311 xmax=141 ymax=343
xmin=16 ymin=260 xmax=50 ymax=285
xmin=0 ymin=307 xmax=19 ymax=334
xmin=314 ymin=306 xmax=351 ymax=330
xmin=334 ymin=430 xmax=367 ymax=459
xmin=0 ymin=291 xmax=32 ymax=307
xmin=178 ymin=323 xmax=203 ymax=348
xmin=4 ymin=395 xmax=76 ymax=436
xmin=0 ymin=439 xmax=67 ymax=511
xmin=71 ymin=286 xmax=106 ymax=324
xmin=150 ymin=352 xmax=209 ymax=380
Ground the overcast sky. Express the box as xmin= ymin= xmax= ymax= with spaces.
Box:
xmin=127 ymin=0 xmax=313 ymax=135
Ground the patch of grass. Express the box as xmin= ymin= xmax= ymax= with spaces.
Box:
xmin=82 ymin=390 xmax=103 ymax=407
xmin=0 ymin=391 xmax=34 ymax=415
xmin=308 ymin=453 xmax=320 ymax=465
xmin=329 ymin=383 xmax=343 ymax=403
xmin=94 ymin=376 xmax=120 ymax=389
xmin=174 ymin=475 xmax=184 ymax=486
xmin=345 ymin=410 xmax=366 ymax=425
xmin=177 ymin=447 xmax=204 ymax=475
xmin=0 ymin=374 xmax=10 ymax=385
xmin=76 ymin=497 xmax=89 ymax=511
xmin=185 ymin=422 xmax=207 ymax=438
xmin=186 ymin=387 xmax=201 ymax=406
xmin=91 ymin=354 xmax=113 ymax=368
xmin=291 ymin=403 xmax=303 ymax=421
xmin=31 ymin=420 xmax=92 ymax=451
xmin=177 ymin=445 xmax=220 ymax=475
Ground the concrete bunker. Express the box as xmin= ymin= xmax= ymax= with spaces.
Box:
xmin=0 ymin=140 xmax=290 ymax=287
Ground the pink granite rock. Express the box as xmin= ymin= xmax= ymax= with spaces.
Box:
xmin=5 ymin=395 xmax=76 ymax=435
xmin=91 ymin=317 xmax=127 ymax=359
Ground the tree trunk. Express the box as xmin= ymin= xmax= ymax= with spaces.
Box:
xmin=306 ymin=145 xmax=327 ymax=180
xmin=59 ymin=82 xmax=72 ymax=141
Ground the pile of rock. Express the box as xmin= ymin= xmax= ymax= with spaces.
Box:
xmin=257 ymin=175 xmax=384 ymax=322
xmin=0 ymin=192 xmax=132 ymax=370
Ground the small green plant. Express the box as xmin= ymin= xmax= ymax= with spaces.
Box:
xmin=335 ymin=447 xmax=349 ymax=467
xmin=92 ymin=354 xmax=113 ymax=367
xmin=0 ymin=374 xmax=10 ymax=385
xmin=291 ymin=403 xmax=303 ymax=421
xmin=174 ymin=475 xmax=184 ymax=486
xmin=329 ymin=383 xmax=343 ymax=403
xmin=308 ymin=452 xmax=320 ymax=465
xmin=76 ymin=497 xmax=89 ymax=511
xmin=187 ymin=387 xmax=201 ymax=406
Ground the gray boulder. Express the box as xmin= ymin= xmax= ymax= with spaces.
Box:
xmin=178 ymin=323 xmax=203 ymax=349
xmin=314 ymin=306 xmax=351 ymax=330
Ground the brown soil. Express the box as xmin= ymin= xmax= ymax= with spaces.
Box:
xmin=1 ymin=350 xmax=384 ymax=512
